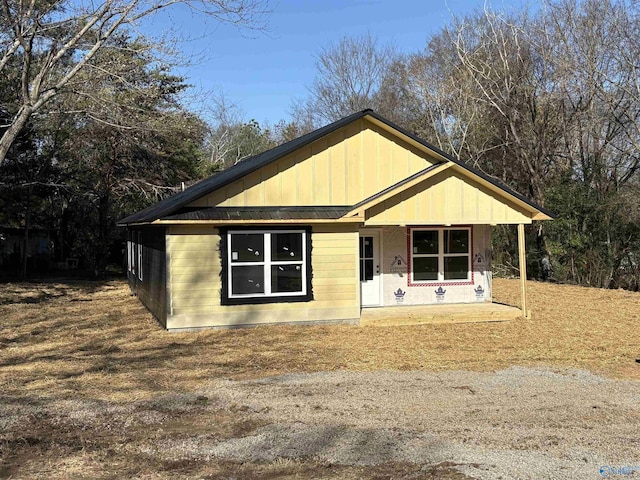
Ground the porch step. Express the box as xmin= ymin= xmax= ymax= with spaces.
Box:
xmin=359 ymin=303 xmax=522 ymax=327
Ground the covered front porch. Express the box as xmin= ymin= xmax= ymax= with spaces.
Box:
xmin=356 ymin=222 xmax=529 ymax=326
xmin=360 ymin=302 xmax=523 ymax=327
xmin=348 ymin=159 xmax=547 ymax=323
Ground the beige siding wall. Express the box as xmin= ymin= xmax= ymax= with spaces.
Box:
xmin=366 ymin=170 xmax=532 ymax=225
xmin=166 ymin=225 xmax=219 ymax=327
xmin=188 ymin=119 xmax=437 ymax=208
xmin=166 ymin=224 xmax=360 ymax=329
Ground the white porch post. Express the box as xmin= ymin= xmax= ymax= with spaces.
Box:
xmin=517 ymin=223 xmax=530 ymax=319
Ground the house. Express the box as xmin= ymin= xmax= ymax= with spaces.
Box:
xmin=118 ymin=110 xmax=552 ymax=330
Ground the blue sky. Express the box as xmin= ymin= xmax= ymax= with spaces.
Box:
xmin=143 ymin=0 xmax=524 ymax=126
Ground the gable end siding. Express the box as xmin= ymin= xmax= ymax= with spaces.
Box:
xmin=187 ymin=119 xmax=440 ymax=209
xmin=365 ymin=170 xmax=533 ymax=225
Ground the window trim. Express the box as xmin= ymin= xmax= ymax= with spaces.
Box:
xmin=127 ymin=236 xmax=133 ymax=273
xmin=137 ymin=231 xmax=143 ymax=281
xmin=220 ymin=226 xmax=313 ymax=305
xmin=407 ymin=226 xmax=474 ymax=286
xmin=129 ymin=231 xmax=136 ymax=276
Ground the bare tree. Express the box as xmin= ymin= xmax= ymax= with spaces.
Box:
xmin=203 ymin=93 xmax=244 ymax=170
xmin=449 ymin=8 xmax=567 ymax=205
xmin=542 ymin=0 xmax=640 ymax=287
xmin=0 ymin=0 xmax=269 ymax=164
xmin=397 ymin=0 xmax=640 ymax=287
xmin=397 ymin=49 xmax=487 ymax=163
xmin=300 ymin=33 xmax=398 ymax=125
xmin=202 ymin=93 xmax=274 ymax=171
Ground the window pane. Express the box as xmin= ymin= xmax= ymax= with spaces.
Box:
xmin=413 ymin=230 xmax=438 ymax=254
xmin=271 ymin=233 xmax=303 ymax=261
xmin=359 ymin=237 xmax=364 ymax=258
xmin=360 ymin=259 xmax=364 ymax=281
xmin=231 ymin=265 xmax=264 ymax=294
xmin=363 ymin=237 xmax=373 ymax=258
xmin=271 ymin=264 xmax=303 ymax=293
xmin=231 ymin=234 xmax=263 ymax=262
xmin=413 ymin=257 xmax=438 ymax=281
xmin=444 ymin=256 xmax=469 ymax=280
xmin=364 ymin=259 xmax=373 ymax=281
xmin=444 ymin=230 xmax=469 ymax=254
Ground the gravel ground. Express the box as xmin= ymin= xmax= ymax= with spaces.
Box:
xmin=145 ymin=366 xmax=640 ymax=479
xmin=4 ymin=366 xmax=640 ymax=478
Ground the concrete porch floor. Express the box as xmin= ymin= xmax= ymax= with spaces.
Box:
xmin=360 ymin=302 xmax=523 ymax=327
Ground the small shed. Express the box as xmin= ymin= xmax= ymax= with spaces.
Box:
xmin=118 ymin=110 xmax=551 ymax=329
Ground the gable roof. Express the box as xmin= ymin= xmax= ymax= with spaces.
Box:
xmin=118 ymin=109 xmax=552 ymax=225
xmin=363 ymin=111 xmax=553 ymax=219
xmin=118 ymin=110 xmax=373 ymax=225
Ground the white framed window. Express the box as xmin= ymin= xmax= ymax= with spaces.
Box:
xmin=129 ymin=232 xmax=136 ymax=275
xmin=137 ymin=231 xmax=143 ymax=281
xmin=410 ymin=227 xmax=471 ymax=284
xmin=223 ymin=229 xmax=311 ymax=304
xmin=127 ymin=238 xmax=132 ymax=272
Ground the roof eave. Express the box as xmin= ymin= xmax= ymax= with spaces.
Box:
xmin=532 ymin=212 xmax=553 ymax=221
xmin=151 ymin=217 xmax=365 ymax=225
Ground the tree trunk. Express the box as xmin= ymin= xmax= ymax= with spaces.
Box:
xmin=535 ymin=223 xmax=550 ymax=266
xmin=0 ymin=106 xmax=33 ymax=165
xmin=21 ymin=187 xmax=32 ymax=280
xmin=95 ymin=194 xmax=110 ymax=278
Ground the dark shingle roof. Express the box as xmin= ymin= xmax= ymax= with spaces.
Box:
xmin=118 ymin=109 xmax=552 ymax=225
xmin=161 ymin=206 xmax=352 ymax=221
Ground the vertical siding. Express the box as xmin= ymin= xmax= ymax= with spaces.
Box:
xmin=186 ymin=119 xmax=437 ymax=209
xmin=165 ymin=224 xmax=360 ymax=329
xmin=366 ymin=171 xmax=532 ymax=225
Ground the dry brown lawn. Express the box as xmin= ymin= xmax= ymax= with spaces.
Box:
xmin=1 ymin=277 xmax=639 ymax=402
xmin=0 ymin=277 xmax=639 ymax=478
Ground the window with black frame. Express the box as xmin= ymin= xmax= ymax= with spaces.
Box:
xmin=224 ymin=229 xmax=311 ymax=304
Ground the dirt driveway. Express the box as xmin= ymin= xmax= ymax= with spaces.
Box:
xmin=164 ymin=367 xmax=640 ymax=479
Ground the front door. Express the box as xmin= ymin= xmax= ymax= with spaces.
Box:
xmin=359 ymin=231 xmax=381 ymax=306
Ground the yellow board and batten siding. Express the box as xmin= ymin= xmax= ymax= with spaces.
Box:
xmin=365 ymin=169 xmax=533 ymax=225
xmin=165 ymin=225 xmax=359 ymax=329
xmin=187 ymin=119 xmax=437 ymax=209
